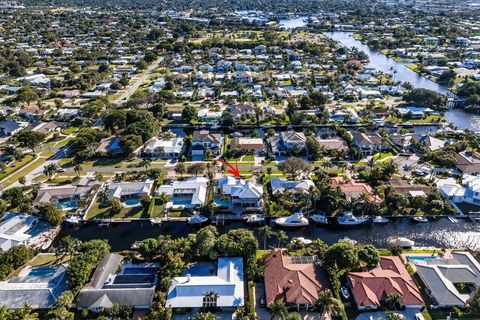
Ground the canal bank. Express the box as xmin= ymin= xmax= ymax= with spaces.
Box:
xmin=59 ymin=216 xmax=480 ymax=252
xmin=322 ymin=31 xmax=480 ymax=132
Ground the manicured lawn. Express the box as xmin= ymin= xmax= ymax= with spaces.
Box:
xmin=86 ymin=200 xmax=147 ymax=219
xmin=0 ymin=154 xmax=36 ymax=181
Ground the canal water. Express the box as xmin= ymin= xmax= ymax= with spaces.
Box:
xmin=60 ymin=217 xmax=480 ymax=251
xmin=323 ymin=31 xmax=480 ymax=131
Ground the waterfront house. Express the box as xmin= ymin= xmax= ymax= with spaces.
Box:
xmin=156 ymin=176 xmax=208 ymax=209
xmin=230 ymin=103 xmax=256 ymax=120
xmin=166 ymin=257 xmax=244 ymax=309
xmin=415 ymin=251 xmax=480 ymax=307
xmin=76 ymin=253 xmax=158 ymax=311
xmin=331 ymin=177 xmax=381 ymax=203
xmin=142 ymin=134 xmax=184 ymax=159
xmin=263 ymin=249 xmax=328 ymax=311
xmin=105 ymin=180 xmax=154 ymax=205
xmin=389 ymin=178 xmax=431 ymax=197
xmin=34 ymin=184 xmax=92 ymax=210
xmin=0 ymin=260 xmax=68 ymax=309
xmin=270 ymin=178 xmax=315 ymax=195
xmin=217 ymin=177 xmax=263 ymax=212
xmin=437 ymin=174 xmax=480 ymax=206
xmin=268 ymin=131 xmax=307 ymax=156
xmin=190 ymin=130 xmax=223 ymax=160
xmin=315 ymin=137 xmax=348 ymax=152
xmin=352 ymin=132 xmax=388 ymax=155
xmin=0 ymin=213 xmax=44 ymax=251
xmin=455 ymin=151 xmax=480 ymax=174
xmin=348 ymin=256 xmax=423 ymax=310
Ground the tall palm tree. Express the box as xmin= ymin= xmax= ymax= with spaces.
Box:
xmin=314 ymin=289 xmax=344 ymax=319
xmin=140 ymin=158 xmax=152 ymax=171
xmin=43 ymin=163 xmax=58 ymax=181
xmin=157 ymin=192 xmax=171 ymax=205
xmin=367 ymin=157 xmax=376 ymax=170
xmin=57 ymin=236 xmax=81 ymax=259
xmin=384 ymin=292 xmax=403 ymax=311
xmin=269 ymin=299 xmax=287 ymax=320
xmin=258 ymin=225 xmax=273 ymax=250
xmin=73 ymin=163 xmax=82 ymax=176
xmin=275 ymin=230 xmax=288 ymax=248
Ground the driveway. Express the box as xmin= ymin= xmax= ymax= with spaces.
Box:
xmin=355 ymin=309 xmax=422 ymax=320
xmin=255 ymin=283 xmax=270 ymax=320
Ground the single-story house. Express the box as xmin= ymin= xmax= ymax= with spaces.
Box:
xmin=0 ymin=261 xmax=68 ymax=309
xmin=76 ymin=253 xmax=158 ymax=311
xmin=230 ymin=138 xmax=265 ymax=154
xmin=331 ymin=177 xmax=381 ymax=203
xmin=142 ymin=135 xmax=184 ymax=159
xmin=0 ymin=213 xmax=43 ymax=251
xmin=95 ymin=136 xmax=123 ymax=155
xmin=166 ymin=257 xmax=244 ymax=309
xmin=0 ymin=120 xmax=29 ymax=136
xmin=348 ymin=256 xmax=423 ymax=310
xmin=106 ymin=180 xmax=154 ymax=205
xmin=270 ymin=178 xmax=315 ymax=195
xmin=437 ymin=174 xmax=480 ymax=205
xmin=415 ymin=252 xmax=480 ymax=307
xmin=264 ymin=248 xmax=328 ymax=311
xmin=316 ymin=137 xmax=348 ymax=152
xmin=456 ymin=151 xmax=480 ymax=174
xmin=34 ymin=185 xmax=92 ymax=210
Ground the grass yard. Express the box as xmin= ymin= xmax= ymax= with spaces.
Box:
xmin=86 ymin=200 xmax=147 ymax=220
xmin=0 ymin=153 xmax=36 ymax=181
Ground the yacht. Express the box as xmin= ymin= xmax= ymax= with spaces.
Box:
xmin=341 ymin=286 xmax=351 ymax=299
xmin=150 ymin=217 xmax=163 ymax=225
xmin=388 ymin=236 xmax=415 ymax=248
xmin=65 ymin=215 xmax=81 ymax=225
xmin=372 ymin=215 xmax=389 ymax=224
xmin=337 ymin=212 xmax=369 ymax=226
xmin=187 ymin=214 xmax=209 ymax=225
xmin=412 ymin=216 xmax=428 ymax=223
xmin=244 ymin=214 xmax=265 ymax=225
xmin=291 ymin=237 xmax=313 ymax=245
xmin=310 ymin=213 xmax=329 ymax=225
xmin=339 ymin=237 xmax=357 ymax=245
xmin=274 ymin=212 xmax=309 ymax=228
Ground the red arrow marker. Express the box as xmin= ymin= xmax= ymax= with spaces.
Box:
xmin=216 ymin=159 xmax=241 ymax=178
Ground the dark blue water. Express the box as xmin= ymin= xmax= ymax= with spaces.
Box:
xmin=60 ymin=217 xmax=480 ymax=251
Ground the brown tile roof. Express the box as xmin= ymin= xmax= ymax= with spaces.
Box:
xmin=389 ymin=179 xmax=431 ymax=197
xmin=331 ymin=177 xmax=381 ymax=203
xmin=348 ymin=256 xmax=423 ymax=309
xmin=263 ymin=249 xmax=328 ymax=306
xmin=316 ymin=138 xmax=348 ymax=151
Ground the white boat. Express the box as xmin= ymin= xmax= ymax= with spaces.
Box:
xmin=65 ymin=216 xmax=81 ymax=225
xmin=341 ymin=286 xmax=350 ymax=299
xmin=388 ymin=236 xmax=415 ymax=248
xmin=274 ymin=212 xmax=309 ymax=228
xmin=245 ymin=214 xmax=265 ymax=224
xmin=337 ymin=212 xmax=369 ymax=226
xmin=339 ymin=237 xmax=357 ymax=245
xmin=412 ymin=216 xmax=428 ymax=223
xmin=291 ymin=237 xmax=313 ymax=245
xmin=372 ymin=216 xmax=389 ymax=224
xmin=40 ymin=239 xmax=53 ymax=250
xmin=448 ymin=216 xmax=458 ymax=223
xmin=187 ymin=214 xmax=209 ymax=225
xmin=310 ymin=214 xmax=329 ymax=225
xmin=150 ymin=218 xmax=163 ymax=225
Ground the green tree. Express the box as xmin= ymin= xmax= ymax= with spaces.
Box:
xmin=109 ymin=198 xmax=123 ymax=216
xmin=14 ymin=130 xmax=46 ymax=151
xmin=47 ymin=291 xmax=75 ymax=320
xmin=174 ymin=162 xmax=186 ymax=177
xmin=314 ymin=289 xmax=344 ymax=318
xmin=182 ymin=105 xmax=197 ymax=122
xmin=306 ymin=137 xmax=322 ymax=160
xmin=277 ymin=157 xmax=312 ymax=180
xmin=120 ymin=134 xmax=143 ymax=157
xmin=258 ymin=225 xmax=273 ymax=250
xmin=268 ymin=299 xmax=287 ymax=320
xmin=139 ymin=238 xmax=159 ymax=261
xmin=324 ymin=241 xmax=358 ymax=270
xmin=187 ymin=163 xmax=206 ymax=176
xmin=358 ymin=245 xmax=380 ymax=267
xmin=140 ymin=158 xmax=152 ymax=170
xmin=195 ymin=226 xmax=218 ymax=260
xmin=38 ymin=202 xmax=65 ymax=226
xmin=191 ymin=312 xmax=219 ymax=320
xmin=43 ymin=163 xmax=59 ymax=180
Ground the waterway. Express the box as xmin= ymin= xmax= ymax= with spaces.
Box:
xmin=61 ymin=218 xmax=480 ymax=251
xmin=323 ymin=31 xmax=480 ymax=131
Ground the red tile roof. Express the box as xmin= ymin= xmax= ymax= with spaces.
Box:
xmin=348 ymin=256 xmax=423 ymax=309
xmin=263 ymin=249 xmax=328 ymax=306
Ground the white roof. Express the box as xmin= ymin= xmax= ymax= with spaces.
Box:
xmin=157 ymin=177 xmax=208 ymax=206
xmin=0 ymin=213 xmax=39 ymax=251
xmin=218 ymin=177 xmax=263 ymax=200
xmin=107 ymin=180 xmax=154 ymax=198
xmin=144 ymin=137 xmax=184 ymax=154
xmin=166 ymin=257 xmax=244 ymax=308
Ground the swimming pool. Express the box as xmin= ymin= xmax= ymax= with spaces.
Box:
xmin=214 ymin=197 xmax=231 ymax=208
xmin=407 ymin=255 xmax=439 ymax=264
xmin=172 ymin=198 xmax=193 ymax=206
xmin=57 ymin=199 xmax=78 ymax=210
xmin=122 ymin=198 xmax=141 ymax=206
xmin=28 ymin=266 xmax=57 ymax=277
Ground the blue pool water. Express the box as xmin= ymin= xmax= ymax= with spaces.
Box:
xmin=172 ymin=198 xmax=192 ymax=206
xmin=123 ymin=198 xmax=141 ymax=206
xmin=28 ymin=266 xmax=56 ymax=277
xmin=58 ymin=199 xmax=78 ymax=210
xmin=183 ymin=263 xmax=216 ymax=276
xmin=123 ymin=267 xmax=157 ymax=275
xmin=214 ymin=197 xmax=231 ymax=208
xmin=407 ymin=255 xmax=439 ymax=264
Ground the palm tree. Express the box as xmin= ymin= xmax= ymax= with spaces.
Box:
xmin=175 ymin=162 xmax=186 ymax=178
xmin=258 ymin=225 xmax=273 ymax=250
xmin=367 ymin=157 xmax=376 ymax=170
xmin=314 ymin=289 xmax=344 ymax=319
xmin=57 ymin=236 xmax=81 ymax=259
xmin=140 ymin=158 xmax=151 ymax=170
xmin=157 ymin=192 xmax=171 ymax=205
xmin=269 ymin=299 xmax=287 ymax=320
xmin=73 ymin=163 xmax=82 ymax=176
xmin=275 ymin=230 xmax=288 ymax=248
xmin=43 ymin=163 xmax=58 ymax=180
xmin=384 ymin=292 xmax=403 ymax=311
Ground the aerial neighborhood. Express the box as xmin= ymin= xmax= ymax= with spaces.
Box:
xmin=0 ymin=0 xmax=480 ymax=319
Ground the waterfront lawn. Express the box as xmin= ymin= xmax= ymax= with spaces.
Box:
xmin=86 ymin=200 xmax=148 ymax=220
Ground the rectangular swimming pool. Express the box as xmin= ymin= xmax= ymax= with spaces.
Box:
xmin=28 ymin=266 xmax=57 ymax=277
xmin=407 ymin=255 xmax=439 ymax=264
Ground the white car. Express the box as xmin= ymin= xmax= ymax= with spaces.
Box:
xmin=415 ymin=313 xmax=425 ymax=320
